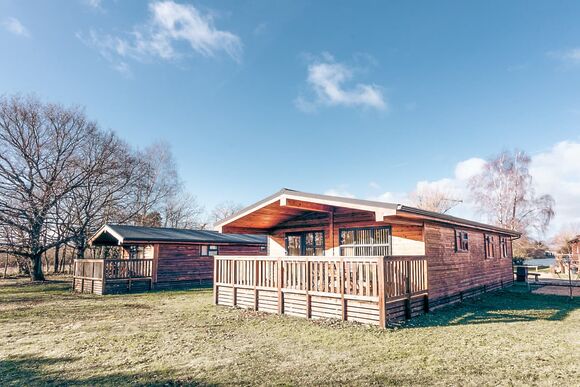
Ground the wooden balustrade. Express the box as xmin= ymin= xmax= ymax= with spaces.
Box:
xmin=214 ymin=255 xmax=428 ymax=326
xmin=73 ymin=259 xmax=154 ymax=294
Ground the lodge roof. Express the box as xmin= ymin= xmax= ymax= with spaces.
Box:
xmin=215 ymin=188 xmax=521 ymax=237
xmin=89 ymin=224 xmax=267 ymax=246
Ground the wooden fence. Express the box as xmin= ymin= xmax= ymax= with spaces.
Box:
xmin=73 ymin=259 xmax=153 ymax=295
xmin=214 ymin=255 xmax=428 ymax=327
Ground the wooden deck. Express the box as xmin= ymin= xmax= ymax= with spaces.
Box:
xmin=73 ymin=259 xmax=154 ymax=295
xmin=214 ymin=255 xmax=428 ymax=326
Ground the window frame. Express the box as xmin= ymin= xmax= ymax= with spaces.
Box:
xmin=200 ymin=245 xmax=219 ymax=256
xmin=455 ymin=230 xmax=469 ymax=253
xmin=338 ymin=226 xmax=392 ymax=257
xmin=285 ymin=230 xmax=325 ymax=256
xmin=499 ymin=236 xmax=509 ymax=258
xmin=484 ymin=234 xmax=496 ymax=259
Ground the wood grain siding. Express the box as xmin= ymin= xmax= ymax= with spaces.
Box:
xmin=424 ymin=223 xmax=513 ymax=308
xmin=155 ymin=243 xmax=267 ymax=289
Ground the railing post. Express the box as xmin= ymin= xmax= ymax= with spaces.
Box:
xmin=277 ymin=257 xmax=284 ymax=315
xmin=231 ymin=258 xmax=237 ymax=307
xmin=306 ymin=256 xmax=311 ymax=319
xmin=213 ymin=257 xmax=218 ymax=305
xmin=340 ymin=257 xmax=346 ymax=321
xmin=101 ymin=260 xmax=107 ymax=295
xmin=254 ymin=258 xmax=259 ymax=311
xmin=405 ymin=260 xmax=412 ymax=320
xmin=378 ymin=257 xmax=386 ymax=327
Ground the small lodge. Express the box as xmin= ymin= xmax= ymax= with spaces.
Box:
xmin=213 ymin=188 xmax=521 ymax=326
xmin=73 ymin=224 xmax=266 ymax=295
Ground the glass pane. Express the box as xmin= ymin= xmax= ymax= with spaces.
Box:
xmin=286 ymin=235 xmax=302 ymax=256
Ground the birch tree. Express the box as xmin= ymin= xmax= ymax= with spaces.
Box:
xmin=468 ymin=150 xmax=555 ymax=236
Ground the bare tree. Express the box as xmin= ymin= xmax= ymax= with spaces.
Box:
xmin=130 ymin=141 xmax=180 ymax=226
xmin=162 ymin=191 xmax=205 ymax=229
xmin=211 ymin=201 xmax=244 ymax=225
xmin=58 ymin=130 xmax=138 ymax=260
xmin=409 ymin=185 xmax=462 ymax=214
xmin=469 ymin=150 xmax=555 ymax=238
xmin=0 ymin=96 xmax=98 ymax=280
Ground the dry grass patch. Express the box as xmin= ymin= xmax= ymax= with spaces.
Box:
xmin=1 ymin=277 xmax=579 ymax=386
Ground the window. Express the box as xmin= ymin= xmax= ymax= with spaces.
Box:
xmin=128 ymin=245 xmax=145 ymax=259
xmin=339 ymin=226 xmax=391 ymax=256
xmin=455 ymin=230 xmax=469 ymax=252
xmin=285 ymin=231 xmax=325 ymax=256
xmin=500 ymin=237 xmax=509 ymax=258
xmin=485 ymin=234 xmax=496 ymax=258
xmin=201 ymin=245 xmax=219 ymax=256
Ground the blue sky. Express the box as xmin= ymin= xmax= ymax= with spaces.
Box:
xmin=1 ymin=0 xmax=580 ymax=236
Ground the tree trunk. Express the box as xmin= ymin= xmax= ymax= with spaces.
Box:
xmin=53 ymin=244 xmax=60 ymax=273
xmin=30 ymin=254 xmax=45 ymax=281
xmin=3 ymin=253 xmax=8 ymax=278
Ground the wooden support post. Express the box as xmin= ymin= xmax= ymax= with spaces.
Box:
xmin=340 ymin=257 xmax=346 ymax=321
xmin=152 ymin=244 xmax=159 ymax=287
xmin=306 ymin=256 xmax=311 ymax=319
xmin=378 ymin=257 xmax=386 ymax=327
xmin=232 ymin=259 xmax=237 ymax=306
xmin=405 ymin=260 xmax=412 ymax=320
xmin=100 ymin=260 xmax=106 ymax=295
xmin=254 ymin=259 xmax=259 ymax=311
xmin=277 ymin=257 xmax=284 ymax=315
xmin=213 ymin=257 xmax=218 ymax=305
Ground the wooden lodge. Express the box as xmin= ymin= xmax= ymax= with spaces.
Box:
xmin=73 ymin=224 xmax=267 ymax=295
xmin=213 ymin=188 xmax=521 ymax=326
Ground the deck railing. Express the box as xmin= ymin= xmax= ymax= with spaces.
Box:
xmin=73 ymin=259 xmax=153 ymax=280
xmin=214 ymin=255 xmax=428 ymax=326
xmin=73 ymin=258 xmax=154 ymax=294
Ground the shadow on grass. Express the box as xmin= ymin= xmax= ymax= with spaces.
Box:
xmin=405 ymin=289 xmax=580 ymax=328
xmin=0 ymin=355 xmax=215 ymax=386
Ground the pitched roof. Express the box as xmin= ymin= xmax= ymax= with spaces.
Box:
xmin=215 ymin=188 xmax=521 ymax=237
xmin=89 ymin=224 xmax=267 ymax=246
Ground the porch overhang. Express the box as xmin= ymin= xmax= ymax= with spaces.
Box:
xmin=88 ymin=225 xmax=124 ymax=246
xmin=215 ymin=188 xmax=398 ymax=234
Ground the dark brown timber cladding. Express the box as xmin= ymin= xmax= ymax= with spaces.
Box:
xmin=155 ymin=243 xmax=266 ymax=289
xmin=424 ymin=223 xmax=513 ymax=308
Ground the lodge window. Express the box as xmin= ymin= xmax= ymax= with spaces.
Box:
xmin=128 ymin=245 xmax=145 ymax=259
xmin=285 ymin=231 xmax=325 ymax=256
xmin=485 ymin=234 xmax=496 ymax=259
xmin=339 ymin=226 xmax=391 ymax=256
xmin=500 ymin=237 xmax=509 ymax=258
xmin=201 ymin=245 xmax=219 ymax=256
xmin=455 ymin=230 xmax=469 ymax=252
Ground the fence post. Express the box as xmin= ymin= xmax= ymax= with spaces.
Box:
xmin=213 ymin=257 xmax=218 ymax=305
xmin=72 ymin=260 xmax=76 ymax=291
xmin=340 ymin=257 xmax=346 ymax=321
xmin=232 ymin=258 xmax=237 ymax=307
xmin=378 ymin=257 xmax=386 ymax=327
xmin=101 ymin=260 xmax=107 ymax=295
xmin=306 ymin=256 xmax=311 ymax=319
xmin=277 ymin=257 xmax=284 ymax=315
xmin=254 ymin=258 xmax=259 ymax=311
xmin=405 ymin=260 xmax=412 ymax=320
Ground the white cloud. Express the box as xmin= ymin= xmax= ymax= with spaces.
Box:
xmin=78 ymin=1 xmax=242 ymax=73
xmin=84 ymin=0 xmax=103 ymax=10
xmin=1 ymin=17 xmax=29 ymax=37
xmin=548 ymin=48 xmax=580 ymax=66
xmin=530 ymin=141 xmax=580 ymax=234
xmin=371 ymin=142 xmax=580 ymax=237
xmin=324 ymin=186 xmax=355 ymax=199
xmin=296 ymin=53 xmax=387 ymax=111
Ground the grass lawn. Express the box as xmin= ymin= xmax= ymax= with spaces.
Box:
xmin=1 ymin=278 xmax=579 ymax=386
